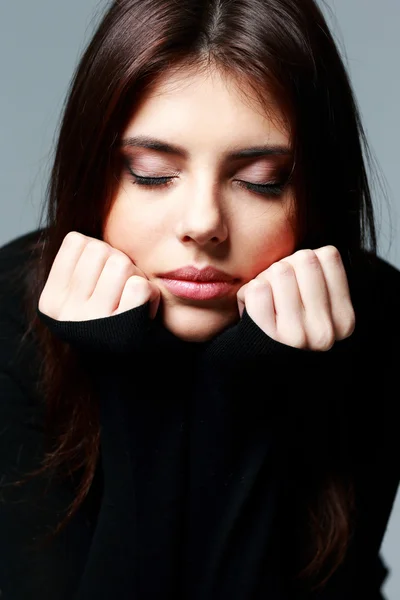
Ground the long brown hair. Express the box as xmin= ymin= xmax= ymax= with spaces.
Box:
xmin=10 ymin=0 xmax=390 ymax=592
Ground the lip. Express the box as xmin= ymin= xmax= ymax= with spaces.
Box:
xmin=159 ymin=279 xmax=235 ymax=300
xmin=158 ymin=265 xmax=238 ymax=301
xmin=159 ymin=265 xmax=236 ymax=283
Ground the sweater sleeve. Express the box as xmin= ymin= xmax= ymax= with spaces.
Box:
xmin=0 ymin=369 xmax=91 ymax=600
xmin=36 ymin=301 xmax=152 ymax=356
xmin=204 ymin=306 xmax=342 ymax=364
xmin=35 ymin=302 xmax=162 ymax=598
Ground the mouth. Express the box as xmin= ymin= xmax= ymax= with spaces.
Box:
xmin=159 ymin=278 xmax=236 ymax=301
xmin=157 ymin=264 xmax=239 ymax=301
xmin=159 ymin=265 xmax=236 ymax=283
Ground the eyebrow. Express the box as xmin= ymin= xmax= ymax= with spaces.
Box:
xmin=120 ymin=135 xmax=292 ymax=160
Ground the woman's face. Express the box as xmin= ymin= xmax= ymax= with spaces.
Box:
xmin=103 ymin=66 xmax=298 ymax=342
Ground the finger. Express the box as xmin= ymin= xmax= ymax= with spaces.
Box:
xmin=240 ymin=279 xmax=277 ymax=338
xmin=283 ymin=250 xmax=330 ymax=313
xmin=313 ymin=246 xmax=356 ymax=340
xmin=89 ymin=252 xmax=138 ymax=316
xmin=283 ymin=251 xmax=333 ymax=347
xmin=115 ymin=276 xmax=160 ymax=318
xmin=258 ymin=260 xmax=306 ymax=347
xmin=70 ymin=240 xmax=114 ymax=302
xmin=44 ymin=232 xmax=88 ymax=300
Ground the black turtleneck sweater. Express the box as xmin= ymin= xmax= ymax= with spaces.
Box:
xmin=0 ymin=229 xmax=399 ymax=600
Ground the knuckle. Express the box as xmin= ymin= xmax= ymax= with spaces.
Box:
xmin=312 ymin=324 xmax=335 ymax=351
xmin=293 ymin=331 xmax=308 ymax=349
xmin=126 ymin=274 xmax=147 ymax=287
xmin=339 ymin=309 xmax=356 ymax=338
xmin=85 ymin=239 xmax=108 ymax=254
xmin=107 ymin=252 xmax=132 ymax=270
xmin=63 ymin=231 xmax=86 ymax=246
xmin=295 ymin=249 xmax=319 ymax=266
xmin=270 ymin=260 xmax=293 ymax=276
xmin=248 ymin=278 xmax=267 ymax=290
xmin=124 ymin=276 xmax=152 ymax=307
xmin=280 ymin=325 xmax=307 ymax=349
xmin=316 ymin=245 xmax=341 ymax=262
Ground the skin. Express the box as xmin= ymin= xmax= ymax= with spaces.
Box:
xmin=40 ymin=64 xmax=354 ymax=349
xmin=103 ymin=65 xmax=299 ymax=343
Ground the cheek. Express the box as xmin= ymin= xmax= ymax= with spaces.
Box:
xmin=241 ymin=208 xmax=297 ymax=276
xmin=103 ymin=192 xmax=161 ymax=254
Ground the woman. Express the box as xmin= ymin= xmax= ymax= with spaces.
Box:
xmin=0 ymin=0 xmax=398 ymax=598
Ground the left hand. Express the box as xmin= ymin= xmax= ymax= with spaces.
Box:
xmin=236 ymin=246 xmax=356 ymax=351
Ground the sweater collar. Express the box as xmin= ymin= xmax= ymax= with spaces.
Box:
xmin=141 ymin=305 xmax=308 ymax=365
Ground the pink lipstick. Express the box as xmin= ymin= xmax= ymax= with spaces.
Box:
xmin=158 ymin=265 xmax=237 ymax=300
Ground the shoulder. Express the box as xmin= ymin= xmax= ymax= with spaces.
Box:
xmin=348 ymin=249 xmax=400 ymax=303
xmin=345 ymin=249 xmax=400 ymax=392
xmin=0 ymin=231 xmax=91 ymax=597
xmin=0 ymin=227 xmax=45 ymax=324
xmin=343 ymin=251 xmax=399 ymax=465
xmin=347 ymin=250 xmax=400 ymax=346
xmin=0 ymin=228 xmax=45 ymax=407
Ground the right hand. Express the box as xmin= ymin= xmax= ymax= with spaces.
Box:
xmin=38 ymin=231 xmax=161 ymax=321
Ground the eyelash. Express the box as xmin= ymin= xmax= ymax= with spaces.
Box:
xmin=125 ymin=168 xmax=289 ymax=198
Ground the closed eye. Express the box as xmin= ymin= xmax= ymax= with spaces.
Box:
xmin=124 ymin=163 xmax=291 ymax=198
xmin=130 ymin=174 xmax=174 ymax=187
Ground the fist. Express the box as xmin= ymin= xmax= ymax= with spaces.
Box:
xmin=236 ymin=246 xmax=355 ymax=351
xmin=38 ymin=231 xmax=161 ymax=321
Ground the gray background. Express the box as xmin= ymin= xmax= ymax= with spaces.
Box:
xmin=0 ymin=0 xmax=398 ymax=597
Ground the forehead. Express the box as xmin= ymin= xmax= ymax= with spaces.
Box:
xmin=125 ymin=64 xmax=290 ymax=144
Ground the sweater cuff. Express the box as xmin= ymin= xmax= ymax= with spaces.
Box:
xmin=205 ymin=307 xmax=315 ymax=363
xmin=36 ymin=301 xmax=152 ymax=355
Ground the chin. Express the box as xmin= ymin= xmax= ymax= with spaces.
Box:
xmin=160 ymin=301 xmax=239 ymax=343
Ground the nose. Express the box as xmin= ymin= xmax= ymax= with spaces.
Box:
xmin=176 ymin=181 xmax=228 ymax=246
